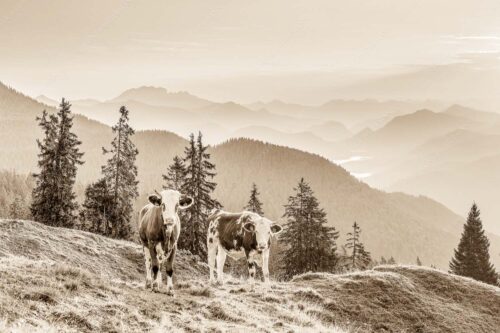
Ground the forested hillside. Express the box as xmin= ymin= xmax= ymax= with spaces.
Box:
xmin=1 ymin=82 xmax=500 ymax=269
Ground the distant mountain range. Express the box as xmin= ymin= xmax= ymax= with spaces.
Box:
xmin=3 ymin=81 xmax=499 ymax=269
xmin=29 ymin=84 xmax=500 ymax=236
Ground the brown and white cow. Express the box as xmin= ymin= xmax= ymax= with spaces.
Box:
xmin=207 ymin=209 xmax=283 ymax=285
xmin=138 ymin=189 xmax=193 ymax=294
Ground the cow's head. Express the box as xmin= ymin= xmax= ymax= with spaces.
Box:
xmin=148 ymin=189 xmax=193 ymax=228
xmin=240 ymin=211 xmax=283 ymax=253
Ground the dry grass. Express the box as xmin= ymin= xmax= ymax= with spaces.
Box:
xmin=1 ymin=219 xmax=499 ymax=332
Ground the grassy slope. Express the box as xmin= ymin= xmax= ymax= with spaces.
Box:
xmin=1 ymin=220 xmax=499 ymax=333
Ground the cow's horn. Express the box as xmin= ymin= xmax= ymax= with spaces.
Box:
xmin=154 ymin=189 xmax=161 ymax=196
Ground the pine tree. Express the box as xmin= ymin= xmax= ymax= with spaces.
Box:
xmin=101 ymin=106 xmax=139 ymax=239
xmin=31 ymin=100 xmax=83 ymax=227
xmin=79 ymin=179 xmax=114 ymax=235
xmin=244 ymin=183 xmax=264 ymax=215
xmin=281 ymin=178 xmax=339 ymax=279
xmin=449 ymin=203 xmax=498 ymax=285
xmin=163 ymin=155 xmax=186 ymax=190
xmin=380 ymin=256 xmax=387 ymax=265
xmin=179 ymin=132 xmax=221 ymax=258
xmin=416 ymin=257 xmax=422 ymax=266
xmin=387 ymin=257 xmax=396 ymax=265
xmin=345 ymin=222 xmax=372 ymax=270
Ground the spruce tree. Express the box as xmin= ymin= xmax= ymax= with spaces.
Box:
xmin=244 ymin=183 xmax=264 ymax=215
xmin=387 ymin=257 xmax=396 ymax=265
xmin=79 ymin=179 xmax=114 ymax=235
xmin=345 ymin=222 xmax=372 ymax=270
xmin=416 ymin=257 xmax=422 ymax=266
xmin=179 ymin=132 xmax=221 ymax=258
xmin=380 ymin=256 xmax=387 ymax=264
xmin=163 ymin=155 xmax=185 ymax=190
xmin=449 ymin=203 xmax=498 ymax=285
xmin=31 ymin=100 xmax=83 ymax=227
xmin=31 ymin=110 xmax=58 ymax=224
xmin=101 ymin=106 xmax=139 ymax=239
xmin=281 ymin=178 xmax=339 ymax=279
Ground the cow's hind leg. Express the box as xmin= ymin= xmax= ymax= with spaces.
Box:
xmin=164 ymin=246 xmax=176 ymax=295
xmin=143 ymin=246 xmax=153 ymax=289
xmin=216 ymin=244 xmax=227 ymax=285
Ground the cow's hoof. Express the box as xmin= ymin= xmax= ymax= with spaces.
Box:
xmin=166 ymin=288 xmax=174 ymax=296
xmin=145 ymin=280 xmax=152 ymax=289
xmin=152 ymin=282 xmax=160 ymax=293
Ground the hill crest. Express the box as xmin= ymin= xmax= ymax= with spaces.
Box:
xmin=0 ymin=219 xmax=498 ymax=333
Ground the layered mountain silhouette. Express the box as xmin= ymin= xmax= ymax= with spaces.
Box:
xmin=1 ymin=81 xmax=500 ymax=269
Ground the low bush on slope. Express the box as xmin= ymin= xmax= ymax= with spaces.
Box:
xmin=0 ymin=220 xmax=498 ymax=333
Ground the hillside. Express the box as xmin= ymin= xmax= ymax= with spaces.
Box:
xmin=1 ymin=82 xmax=500 ymax=269
xmin=1 ymin=219 xmax=499 ymax=333
xmin=347 ymin=109 xmax=477 ymax=152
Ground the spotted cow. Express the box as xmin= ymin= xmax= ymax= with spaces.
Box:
xmin=207 ymin=209 xmax=283 ymax=285
xmin=138 ymin=189 xmax=193 ymax=294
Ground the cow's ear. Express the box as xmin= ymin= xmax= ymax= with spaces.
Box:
xmin=270 ymin=224 xmax=283 ymax=235
xmin=243 ymin=222 xmax=256 ymax=233
xmin=179 ymin=195 xmax=194 ymax=210
xmin=148 ymin=194 xmax=162 ymax=206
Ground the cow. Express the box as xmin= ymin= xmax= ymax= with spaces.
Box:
xmin=207 ymin=209 xmax=283 ymax=286
xmin=138 ymin=189 xmax=193 ymax=294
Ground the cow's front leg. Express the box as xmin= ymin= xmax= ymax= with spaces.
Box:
xmin=262 ymin=249 xmax=270 ymax=286
xmin=164 ymin=246 xmax=176 ymax=296
xmin=143 ymin=246 xmax=153 ymax=289
xmin=216 ymin=245 xmax=227 ymax=285
xmin=247 ymin=250 xmax=257 ymax=287
xmin=208 ymin=236 xmax=218 ymax=284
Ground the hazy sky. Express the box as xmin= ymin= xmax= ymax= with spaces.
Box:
xmin=2 ymin=0 xmax=500 ymax=103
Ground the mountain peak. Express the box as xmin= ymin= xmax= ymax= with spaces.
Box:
xmin=111 ymin=86 xmax=212 ymax=109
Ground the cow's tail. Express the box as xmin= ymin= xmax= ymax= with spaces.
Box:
xmin=207 ymin=208 xmax=222 ymax=222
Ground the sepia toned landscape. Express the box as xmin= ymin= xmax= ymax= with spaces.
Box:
xmin=1 ymin=1 xmax=500 ymax=332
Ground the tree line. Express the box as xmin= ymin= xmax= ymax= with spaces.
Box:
xmin=26 ymin=99 xmax=499 ymax=284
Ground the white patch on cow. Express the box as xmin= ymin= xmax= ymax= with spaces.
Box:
xmin=156 ymin=243 xmax=165 ymax=264
xmin=207 ymin=223 xmax=219 ymax=284
xmin=143 ymin=246 xmax=152 ymax=288
xmin=166 ymin=275 xmax=174 ymax=295
xmin=262 ymin=248 xmax=270 ymax=285
xmin=158 ymin=190 xmax=182 ymax=226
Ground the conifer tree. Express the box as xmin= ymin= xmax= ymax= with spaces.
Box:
xmin=416 ymin=257 xmax=422 ymax=266
xmin=163 ymin=155 xmax=185 ymax=190
xmin=31 ymin=100 xmax=83 ymax=227
xmin=387 ymin=257 xmax=396 ymax=265
xmin=79 ymin=179 xmax=114 ymax=235
xmin=380 ymin=256 xmax=387 ymax=265
xmin=449 ymin=203 xmax=498 ymax=285
xmin=345 ymin=222 xmax=372 ymax=270
xmin=281 ymin=178 xmax=339 ymax=279
xmin=179 ymin=132 xmax=221 ymax=258
xmin=101 ymin=106 xmax=139 ymax=239
xmin=244 ymin=183 xmax=264 ymax=215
